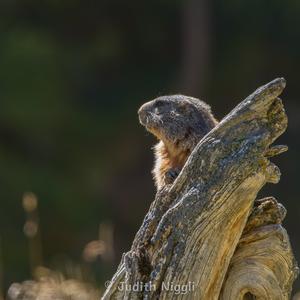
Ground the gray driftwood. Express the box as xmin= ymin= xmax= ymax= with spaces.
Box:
xmin=102 ymin=78 xmax=298 ymax=300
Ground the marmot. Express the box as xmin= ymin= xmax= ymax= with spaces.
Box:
xmin=138 ymin=95 xmax=218 ymax=190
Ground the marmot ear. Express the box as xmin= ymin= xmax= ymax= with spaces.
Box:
xmin=194 ymin=97 xmax=213 ymax=112
xmin=186 ymin=96 xmax=208 ymax=109
xmin=177 ymin=101 xmax=189 ymax=113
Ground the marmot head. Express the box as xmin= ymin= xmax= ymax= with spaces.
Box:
xmin=138 ymin=95 xmax=217 ymax=151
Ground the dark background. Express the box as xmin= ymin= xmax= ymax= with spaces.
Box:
xmin=0 ymin=0 xmax=299 ymax=297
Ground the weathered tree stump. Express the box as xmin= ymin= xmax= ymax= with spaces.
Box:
xmin=102 ymin=78 xmax=298 ymax=300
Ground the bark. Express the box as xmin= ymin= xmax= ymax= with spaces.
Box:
xmin=220 ymin=197 xmax=297 ymax=300
xmin=102 ymin=78 xmax=298 ymax=300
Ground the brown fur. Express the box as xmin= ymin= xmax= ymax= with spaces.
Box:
xmin=138 ymin=95 xmax=217 ymax=190
xmin=153 ymin=141 xmax=191 ymax=188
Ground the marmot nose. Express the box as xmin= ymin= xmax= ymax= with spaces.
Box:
xmin=138 ymin=103 xmax=150 ymax=125
xmin=138 ymin=107 xmax=147 ymax=124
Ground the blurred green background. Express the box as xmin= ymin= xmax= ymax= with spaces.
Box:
xmin=0 ymin=0 xmax=300 ymax=296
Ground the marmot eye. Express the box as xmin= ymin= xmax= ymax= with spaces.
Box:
xmin=177 ymin=104 xmax=188 ymax=113
xmin=155 ymin=100 xmax=164 ymax=107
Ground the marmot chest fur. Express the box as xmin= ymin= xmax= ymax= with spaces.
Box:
xmin=138 ymin=95 xmax=218 ymax=190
